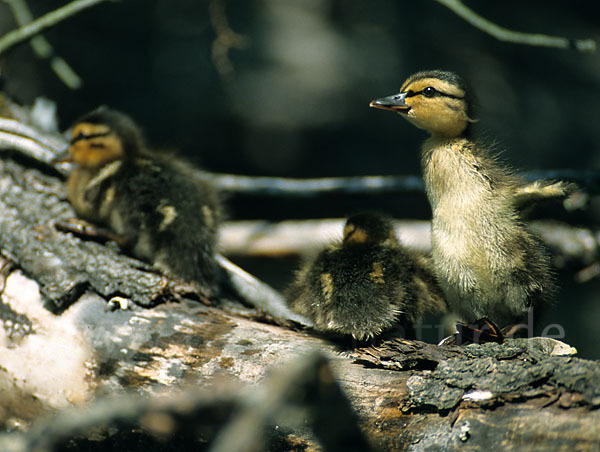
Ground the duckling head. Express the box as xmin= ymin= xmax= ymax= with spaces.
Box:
xmin=68 ymin=106 xmax=144 ymax=169
xmin=343 ymin=212 xmax=398 ymax=247
xmin=370 ymin=70 xmax=474 ymax=138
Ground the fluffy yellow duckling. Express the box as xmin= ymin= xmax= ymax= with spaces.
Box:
xmin=371 ymin=70 xmax=571 ymax=326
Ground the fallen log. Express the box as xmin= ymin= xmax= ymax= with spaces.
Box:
xmin=0 ymin=262 xmax=599 ymax=451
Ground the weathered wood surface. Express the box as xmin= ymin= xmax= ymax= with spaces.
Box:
xmin=1 ymin=262 xmax=600 ymax=451
xmin=0 ymin=157 xmax=188 ymax=310
xmin=1 ymin=120 xmax=600 ymax=450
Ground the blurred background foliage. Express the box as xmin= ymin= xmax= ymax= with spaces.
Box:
xmin=1 ymin=0 xmax=599 ymax=355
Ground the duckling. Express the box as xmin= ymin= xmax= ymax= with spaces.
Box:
xmin=370 ymin=70 xmax=571 ymax=326
xmin=285 ymin=212 xmax=446 ymax=341
xmin=62 ymin=106 xmax=222 ymax=295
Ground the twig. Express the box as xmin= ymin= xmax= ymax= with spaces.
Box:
xmin=0 ymin=116 xmax=65 ymax=153
xmin=208 ymin=170 xmax=600 ymax=197
xmin=2 ymin=0 xmax=84 ymax=89
xmin=208 ymin=0 xmax=249 ymax=82
xmin=206 ymin=172 xmax=426 ymax=196
xmin=0 ymin=116 xmax=71 ymax=176
xmin=216 ymin=253 xmax=312 ymax=326
xmin=434 ymin=0 xmax=596 ymax=52
xmin=0 ymin=130 xmax=58 ymax=163
xmin=0 ymin=0 xmax=111 ymax=56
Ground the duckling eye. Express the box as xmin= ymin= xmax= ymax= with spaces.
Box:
xmin=422 ymin=87 xmax=437 ymax=98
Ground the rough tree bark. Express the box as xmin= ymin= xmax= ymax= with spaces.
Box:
xmin=1 ymin=113 xmax=600 ymax=451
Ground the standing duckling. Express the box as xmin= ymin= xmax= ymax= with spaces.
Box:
xmin=370 ymin=70 xmax=571 ymax=326
xmin=285 ymin=212 xmax=445 ymax=340
xmin=63 ymin=106 xmax=222 ymax=295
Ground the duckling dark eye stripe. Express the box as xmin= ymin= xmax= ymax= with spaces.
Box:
xmin=405 ymin=89 xmax=464 ymax=100
xmin=437 ymin=91 xmax=464 ymax=100
xmin=70 ymin=131 xmax=112 ymax=145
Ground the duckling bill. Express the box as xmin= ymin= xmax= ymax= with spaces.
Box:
xmin=62 ymin=106 xmax=222 ymax=295
xmin=371 ymin=70 xmax=573 ymax=326
xmin=285 ymin=213 xmax=445 ymax=340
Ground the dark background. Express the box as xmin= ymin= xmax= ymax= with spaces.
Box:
xmin=1 ymin=0 xmax=599 ymax=355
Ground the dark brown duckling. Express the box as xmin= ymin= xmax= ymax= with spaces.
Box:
xmin=285 ymin=212 xmax=445 ymax=340
xmin=370 ymin=70 xmax=573 ymax=326
xmin=62 ymin=106 xmax=222 ymax=295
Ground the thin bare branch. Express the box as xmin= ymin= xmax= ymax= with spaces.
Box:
xmin=0 ymin=117 xmax=65 ymax=153
xmin=208 ymin=170 xmax=600 ymax=197
xmin=208 ymin=0 xmax=249 ymax=83
xmin=0 ymin=0 xmax=111 ymax=56
xmin=207 ymin=172 xmax=426 ymax=195
xmin=576 ymin=262 xmax=600 ymax=284
xmin=3 ymin=0 xmax=84 ymax=89
xmin=434 ymin=0 xmax=596 ymax=52
xmin=0 ymin=130 xmax=57 ymax=163
xmin=216 ymin=253 xmax=312 ymax=325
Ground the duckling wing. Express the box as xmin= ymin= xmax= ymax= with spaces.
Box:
xmin=512 ymin=180 xmax=576 ymax=210
xmin=111 ymin=159 xmax=221 ymax=290
xmin=408 ymin=252 xmax=447 ymax=316
xmin=286 ymin=245 xmax=413 ymax=340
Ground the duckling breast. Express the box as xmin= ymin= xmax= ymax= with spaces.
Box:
xmin=66 ymin=162 xmax=122 ymax=224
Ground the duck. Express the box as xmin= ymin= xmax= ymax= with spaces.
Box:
xmin=60 ymin=106 xmax=222 ymax=295
xmin=285 ymin=212 xmax=446 ymax=341
xmin=370 ymin=70 xmax=572 ymax=326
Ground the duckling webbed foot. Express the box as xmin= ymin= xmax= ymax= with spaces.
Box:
xmin=439 ymin=317 xmax=504 ymax=346
xmin=55 ymin=218 xmax=130 ymax=248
